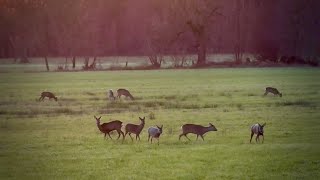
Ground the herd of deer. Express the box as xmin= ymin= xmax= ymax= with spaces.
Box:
xmin=38 ymin=87 xmax=282 ymax=144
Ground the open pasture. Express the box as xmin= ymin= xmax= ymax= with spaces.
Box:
xmin=0 ymin=67 xmax=319 ymax=179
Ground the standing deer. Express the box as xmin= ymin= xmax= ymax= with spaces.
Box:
xmin=108 ymin=89 xmax=116 ymax=101
xmin=179 ymin=123 xmax=217 ymax=141
xmin=250 ymin=123 xmax=266 ymax=143
xmin=94 ymin=116 xmax=124 ymax=140
xmin=124 ymin=117 xmax=145 ymax=141
xmin=148 ymin=125 xmax=163 ymax=145
xmin=264 ymin=87 xmax=282 ymax=97
xmin=39 ymin=91 xmax=58 ymax=101
xmin=117 ymin=89 xmax=134 ymax=100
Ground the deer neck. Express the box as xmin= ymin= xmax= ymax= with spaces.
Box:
xmin=138 ymin=123 xmax=145 ymax=131
xmin=97 ymin=122 xmax=103 ymax=131
xmin=204 ymin=126 xmax=213 ymax=133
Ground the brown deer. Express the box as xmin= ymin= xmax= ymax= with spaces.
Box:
xmin=250 ymin=123 xmax=266 ymax=143
xmin=264 ymin=87 xmax=282 ymax=97
xmin=124 ymin=117 xmax=145 ymax=141
xmin=117 ymin=89 xmax=134 ymax=100
xmin=39 ymin=91 xmax=58 ymax=101
xmin=94 ymin=116 xmax=124 ymax=140
xmin=179 ymin=123 xmax=217 ymax=141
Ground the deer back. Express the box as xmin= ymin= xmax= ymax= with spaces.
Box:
xmin=101 ymin=120 xmax=123 ymax=131
xmin=251 ymin=123 xmax=265 ymax=135
xmin=117 ymin=89 xmax=129 ymax=95
xmin=266 ymin=87 xmax=280 ymax=94
xmin=182 ymin=124 xmax=206 ymax=135
xmin=182 ymin=123 xmax=217 ymax=135
xmin=42 ymin=91 xmax=56 ymax=98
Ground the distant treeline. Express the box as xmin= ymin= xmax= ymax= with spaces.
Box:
xmin=0 ymin=0 xmax=319 ymax=64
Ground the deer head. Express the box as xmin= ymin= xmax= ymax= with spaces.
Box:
xmin=209 ymin=123 xmax=218 ymax=131
xmin=156 ymin=125 xmax=163 ymax=134
xmin=139 ymin=117 xmax=145 ymax=124
xmin=259 ymin=123 xmax=266 ymax=134
xmin=94 ymin=116 xmax=101 ymax=124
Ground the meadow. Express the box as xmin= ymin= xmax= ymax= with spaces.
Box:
xmin=0 ymin=66 xmax=319 ymax=179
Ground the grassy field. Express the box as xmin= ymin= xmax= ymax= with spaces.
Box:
xmin=0 ymin=67 xmax=319 ymax=179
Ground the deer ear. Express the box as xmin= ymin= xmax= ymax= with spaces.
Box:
xmin=209 ymin=123 xmax=213 ymax=126
xmin=262 ymin=123 xmax=266 ymax=127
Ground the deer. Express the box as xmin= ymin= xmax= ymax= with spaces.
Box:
xmin=264 ymin=87 xmax=282 ymax=97
xmin=94 ymin=116 xmax=124 ymax=140
xmin=179 ymin=123 xmax=217 ymax=141
xmin=117 ymin=89 xmax=134 ymax=100
xmin=250 ymin=123 xmax=266 ymax=143
xmin=124 ymin=117 xmax=145 ymax=141
xmin=148 ymin=125 xmax=163 ymax=145
xmin=39 ymin=91 xmax=58 ymax=101
xmin=108 ymin=89 xmax=116 ymax=101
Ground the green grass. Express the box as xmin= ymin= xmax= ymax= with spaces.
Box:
xmin=0 ymin=67 xmax=320 ymax=179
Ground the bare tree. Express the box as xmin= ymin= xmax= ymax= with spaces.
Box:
xmin=169 ymin=0 xmax=222 ymax=66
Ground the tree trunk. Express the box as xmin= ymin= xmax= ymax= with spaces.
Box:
xmin=196 ymin=34 xmax=206 ymax=66
xmin=234 ymin=0 xmax=242 ymax=64
xmin=44 ymin=56 xmax=49 ymax=71
xmin=72 ymin=56 xmax=76 ymax=69
xmin=65 ymin=57 xmax=68 ymax=70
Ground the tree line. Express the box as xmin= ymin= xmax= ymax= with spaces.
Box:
xmin=0 ymin=0 xmax=319 ymax=67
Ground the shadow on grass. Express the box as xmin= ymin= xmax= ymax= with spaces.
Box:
xmin=0 ymin=107 xmax=82 ymax=117
xmin=275 ymin=100 xmax=316 ymax=107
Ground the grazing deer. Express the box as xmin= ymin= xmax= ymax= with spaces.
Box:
xmin=117 ymin=89 xmax=134 ymax=100
xmin=94 ymin=116 xmax=124 ymax=140
xmin=108 ymin=89 xmax=116 ymax=101
xmin=179 ymin=123 xmax=217 ymax=141
xmin=124 ymin=117 xmax=145 ymax=141
xmin=250 ymin=123 xmax=266 ymax=143
xmin=39 ymin=91 xmax=58 ymax=101
xmin=148 ymin=125 xmax=163 ymax=145
xmin=264 ymin=87 xmax=282 ymax=97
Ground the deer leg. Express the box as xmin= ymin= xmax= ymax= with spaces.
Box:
xmin=104 ymin=133 xmax=107 ymax=139
xmin=148 ymin=135 xmax=150 ymax=142
xmin=179 ymin=134 xmax=184 ymax=140
xmin=263 ymin=91 xmax=268 ymax=96
xmin=256 ymin=135 xmax=259 ymax=143
xmin=128 ymin=133 xmax=134 ymax=141
xmin=250 ymin=132 xmax=254 ymax=143
xmin=200 ymin=135 xmax=205 ymax=141
xmin=185 ymin=134 xmax=191 ymax=141
xmin=124 ymin=131 xmax=128 ymax=139
xmin=116 ymin=130 xmax=121 ymax=140
xmin=157 ymin=138 xmax=160 ymax=145
xmin=119 ymin=130 xmax=124 ymax=140
xmin=262 ymin=135 xmax=264 ymax=143
xmin=107 ymin=133 xmax=113 ymax=139
xmin=196 ymin=135 xmax=199 ymax=141
xmin=137 ymin=134 xmax=141 ymax=141
xmin=151 ymin=137 xmax=153 ymax=144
